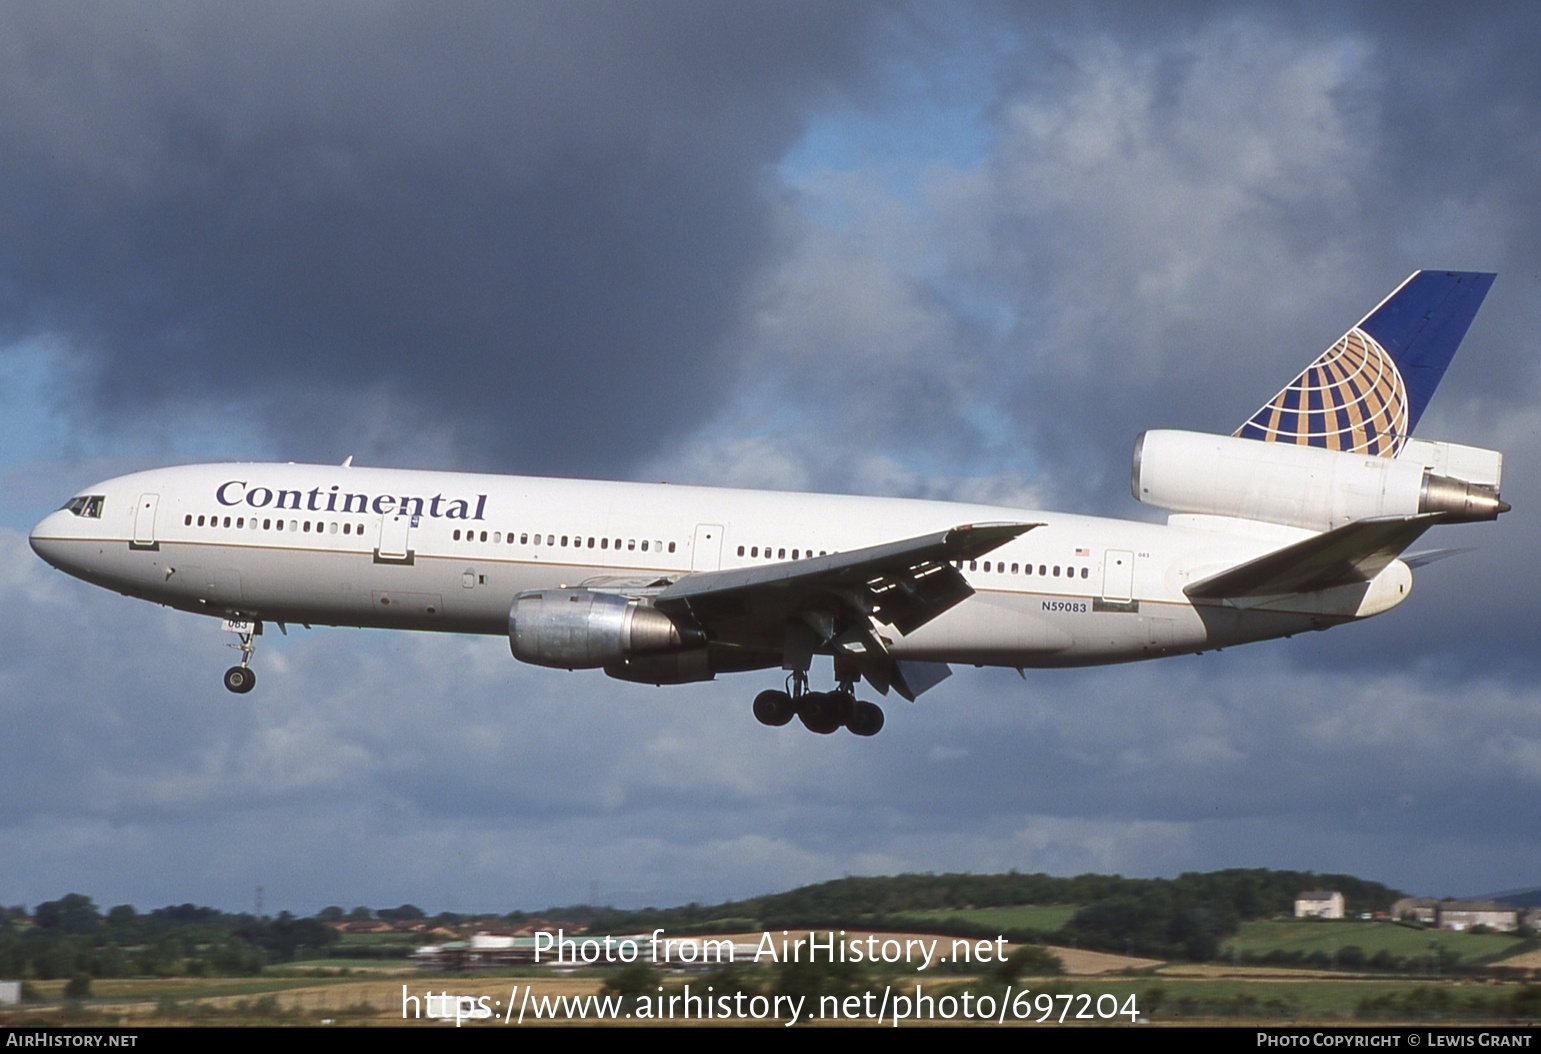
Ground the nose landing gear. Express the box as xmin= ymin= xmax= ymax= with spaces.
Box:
xmin=221 ymin=619 xmax=261 ymax=694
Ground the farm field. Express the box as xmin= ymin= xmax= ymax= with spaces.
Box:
xmin=8 ymin=940 xmax=1538 ymax=1027
xmin=890 ymin=904 xmax=1080 ymax=933
xmin=1226 ymin=919 xmax=1532 ymax=966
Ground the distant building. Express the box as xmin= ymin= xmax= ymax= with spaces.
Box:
xmin=1392 ymin=897 xmax=1439 ymax=924
xmin=1391 ymin=897 xmax=1519 ymax=932
xmin=1436 ymin=901 xmax=1518 ymax=932
xmin=1295 ymin=891 xmax=1345 ymax=919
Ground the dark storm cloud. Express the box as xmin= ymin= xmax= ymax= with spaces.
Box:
xmin=0 ymin=1 xmax=887 ymax=474
xmin=988 ymin=1 xmax=1541 ymax=498
xmin=686 ymin=3 xmax=1541 ymax=528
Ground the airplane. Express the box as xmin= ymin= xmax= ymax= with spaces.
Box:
xmin=29 ymin=271 xmax=1509 ymax=736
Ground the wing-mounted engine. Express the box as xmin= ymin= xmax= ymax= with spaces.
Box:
xmin=509 ymin=589 xmax=709 ymax=682
xmin=1133 ymin=430 xmax=1508 ymax=531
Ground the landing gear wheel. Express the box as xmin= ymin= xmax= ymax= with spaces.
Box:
xmin=846 ymin=700 xmax=885 ymax=737
xmin=753 ymin=689 xmax=795 ymax=727
xmin=797 ymin=691 xmax=846 ymax=735
xmin=223 ymin=665 xmax=256 ymax=694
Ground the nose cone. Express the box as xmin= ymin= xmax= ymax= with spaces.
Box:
xmin=29 ymin=510 xmax=73 ymax=571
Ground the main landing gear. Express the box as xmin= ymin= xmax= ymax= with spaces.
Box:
xmin=753 ymin=672 xmax=885 ymax=737
xmin=222 ymin=619 xmax=261 ymax=694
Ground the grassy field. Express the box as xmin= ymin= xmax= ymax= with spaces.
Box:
xmin=10 ymin=964 xmax=1539 ymax=1027
xmin=890 ymin=904 xmax=1080 ymax=933
xmin=1225 ymin=919 xmax=1532 ymax=966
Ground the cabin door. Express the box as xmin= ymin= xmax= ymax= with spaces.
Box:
xmin=132 ymin=493 xmax=159 ymax=549
xmin=691 ymin=523 xmax=724 ymax=572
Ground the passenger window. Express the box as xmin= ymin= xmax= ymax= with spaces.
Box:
xmin=667 ymin=542 xmax=675 ymax=554
xmin=185 ymin=515 xmax=193 ymax=526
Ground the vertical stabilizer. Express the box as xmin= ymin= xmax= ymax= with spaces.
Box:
xmin=1235 ymin=271 xmax=1495 ymax=457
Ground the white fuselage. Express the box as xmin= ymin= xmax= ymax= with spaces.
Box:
xmin=28 ymin=462 xmax=1406 ymax=675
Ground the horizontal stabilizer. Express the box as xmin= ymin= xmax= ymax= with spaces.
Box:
xmin=1401 ymin=546 xmax=1475 ymax=569
xmin=1184 ymin=514 xmax=1442 ymax=601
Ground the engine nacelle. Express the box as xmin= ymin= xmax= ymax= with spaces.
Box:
xmin=1133 ymin=430 xmax=1507 ymax=532
xmin=603 ymin=650 xmax=714 ymax=686
xmin=509 ymin=589 xmax=703 ymax=669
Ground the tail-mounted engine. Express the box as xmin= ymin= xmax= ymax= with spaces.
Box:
xmin=1133 ymin=430 xmax=1508 ymax=531
xmin=509 ymin=589 xmax=709 ymax=682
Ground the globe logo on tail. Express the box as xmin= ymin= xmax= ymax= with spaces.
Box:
xmin=1235 ymin=328 xmax=1409 ymax=457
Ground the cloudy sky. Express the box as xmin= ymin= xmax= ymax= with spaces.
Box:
xmin=3 ymin=1 xmax=1539 ymax=916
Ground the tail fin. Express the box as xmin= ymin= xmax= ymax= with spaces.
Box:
xmin=1235 ymin=271 xmax=1495 ymax=457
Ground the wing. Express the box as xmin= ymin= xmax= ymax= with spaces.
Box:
xmin=650 ymin=521 xmax=1040 ymax=700
xmin=1184 ymin=514 xmax=1441 ymax=604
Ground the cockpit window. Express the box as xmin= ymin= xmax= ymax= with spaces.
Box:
xmin=62 ymin=495 xmax=105 ymax=518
